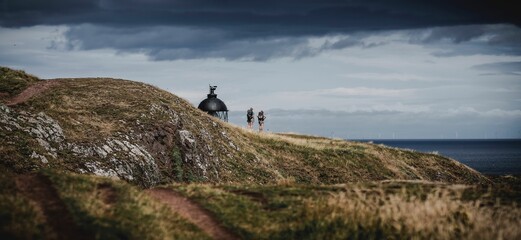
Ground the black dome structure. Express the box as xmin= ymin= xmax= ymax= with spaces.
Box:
xmin=198 ymin=85 xmax=228 ymax=122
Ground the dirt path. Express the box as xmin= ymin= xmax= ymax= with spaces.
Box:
xmin=15 ymin=174 xmax=92 ymax=240
xmin=146 ymin=188 xmax=239 ymax=240
xmin=6 ymin=80 xmax=58 ymax=106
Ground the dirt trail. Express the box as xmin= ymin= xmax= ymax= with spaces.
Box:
xmin=15 ymin=174 xmax=92 ymax=240
xmin=6 ymin=80 xmax=58 ymax=106
xmin=146 ymin=188 xmax=239 ymax=240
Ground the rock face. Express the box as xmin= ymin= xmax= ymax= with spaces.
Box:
xmin=0 ymin=104 xmax=150 ymax=186
xmin=1 ymin=104 xmax=63 ymax=166
xmin=0 ymin=101 xmax=240 ymax=187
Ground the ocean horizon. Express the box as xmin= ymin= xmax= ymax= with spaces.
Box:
xmin=355 ymin=139 xmax=521 ymax=175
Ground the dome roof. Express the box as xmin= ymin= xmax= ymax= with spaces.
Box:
xmin=198 ymin=97 xmax=228 ymax=112
xmin=198 ymin=85 xmax=228 ymax=112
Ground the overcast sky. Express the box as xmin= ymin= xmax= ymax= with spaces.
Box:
xmin=1 ymin=0 xmax=520 ymax=139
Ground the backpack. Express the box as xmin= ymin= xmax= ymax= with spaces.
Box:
xmin=258 ymin=112 xmax=265 ymax=121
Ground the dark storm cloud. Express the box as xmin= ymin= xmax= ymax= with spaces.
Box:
xmin=2 ymin=0 xmax=520 ymax=30
xmin=2 ymin=0 xmax=520 ymax=60
xmin=62 ymin=24 xmax=318 ymax=61
xmin=408 ymin=24 xmax=521 ymax=57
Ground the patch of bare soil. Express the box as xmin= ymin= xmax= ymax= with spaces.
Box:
xmin=96 ymin=182 xmax=117 ymax=205
xmin=15 ymin=174 xmax=92 ymax=240
xmin=6 ymin=80 xmax=58 ymax=106
xmin=146 ymin=188 xmax=239 ymax=240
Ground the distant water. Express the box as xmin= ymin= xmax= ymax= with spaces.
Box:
xmin=358 ymin=139 xmax=521 ymax=175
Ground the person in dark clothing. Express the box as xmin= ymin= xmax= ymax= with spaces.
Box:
xmin=247 ymin=107 xmax=254 ymax=129
xmin=257 ymin=110 xmax=266 ymax=132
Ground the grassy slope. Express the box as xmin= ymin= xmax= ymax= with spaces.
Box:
xmin=0 ymin=67 xmax=518 ymax=239
xmin=173 ymin=181 xmax=521 ymax=240
xmin=0 ymin=67 xmax=40 ymax=101
xmin=1 ymin=170 xmax=519 ymax=239
xmin=0 ymin=170 xmax=209 ymax=239
xmin=0 ymin=67 xmax=489 ymax=185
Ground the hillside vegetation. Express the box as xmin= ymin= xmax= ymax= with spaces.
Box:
xmin=1 ymin=170 xmax=519 ymax=239
xmin=0 ymin=67 xmax=39 ymax=101
xmin=1 ymin=67 xmax=520 ymax=239
xmin=0 ymin=170 xmax=209 ymax=239
xmin=0 ymin=67 xmax=488 ymax=187
xmin=173 ymin=180 xmax=521 ymax=239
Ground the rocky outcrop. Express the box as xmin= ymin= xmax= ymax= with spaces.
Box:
xmin=0 ymin=102 xmax=238 ymax=187
xmin=0 ymin=104 xmax=156 ymax=186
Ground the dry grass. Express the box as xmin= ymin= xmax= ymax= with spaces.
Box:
xmin=229 ymin=128 xmax=357 ymax=151
xmin=174 ymin=182 xmax=521 ymax=240
xmin=303 ymin=187 xmax=521 ymax=239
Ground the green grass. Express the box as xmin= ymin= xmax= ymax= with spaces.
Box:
xmin=0 ymin=172 xmax=48 ymax=239
xmin=0 ymin=67 xmax=40 ymax=100
xmin=1 ymin=66 xmax=518 ymax=239
xmin=1 ymin=169 xmax=520 ymax=239
xmin=43 ymin=170 xmax=210 ymax=240
xmin=0 ymin=170 xmax=212 ymax=239
xmin=172 ymin=182 xmax=521 ymax=240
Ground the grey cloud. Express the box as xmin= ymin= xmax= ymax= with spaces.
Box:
xmin=320 ymin=24 xmax=521 ymax=58
xmin=64 ymin=25 xmax=227 ymax=50
xmin=407 ymin=24 xmax=521 ymax=57
xmin=411 ymin=25 xmax=486 ymax=44
xmin=149 ymin=38 xmax=317 ymax=61
xmin=472 ymin=61 xmax=521 ymax=75
xmin=320 ymin=35 xmax=387 ymax=50
xmin=63 ymin=24 xmax=316 ymax=61
xmin=2 ymin=0 xmax=521 ymax=60
xmin=62 ymin=24 xmax=521 ymax=61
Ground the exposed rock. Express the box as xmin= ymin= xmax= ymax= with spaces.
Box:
xmin=84 ymin=161 xmax=118 ymax=179
xmin=178 ymin=130 xmax=196 ymax=148
xmin=1 ymin=103 xmax=164 ymax=187
xmin=30 ymin=151 xmax=48 ymax=164
xmin=68 ymin=138 xmax=162 ymax=187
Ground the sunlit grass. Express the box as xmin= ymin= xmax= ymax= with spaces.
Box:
xmin=173 ymin=182 xmax=521 ymax=240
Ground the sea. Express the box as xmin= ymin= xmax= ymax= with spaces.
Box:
xmin=357 ymin=139 xmax=521 ymax=175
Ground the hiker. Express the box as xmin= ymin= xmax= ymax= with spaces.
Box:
xmin=257 ymin=110 xmax=266 ymax=132
xmin=247 ymin=107 xmax=254 ymax=129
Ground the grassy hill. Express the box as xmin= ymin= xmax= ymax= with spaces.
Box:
xmin=0 ymin=67 xmax=488 ymax=187
xmin=2 ymin=67 xmax=519 ymax=239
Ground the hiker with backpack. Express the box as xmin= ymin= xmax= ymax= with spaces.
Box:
xmin=257 ymin=110 xmax=266 ymax=132
xmin=247 ymin=107 xmax=254 ymax=129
